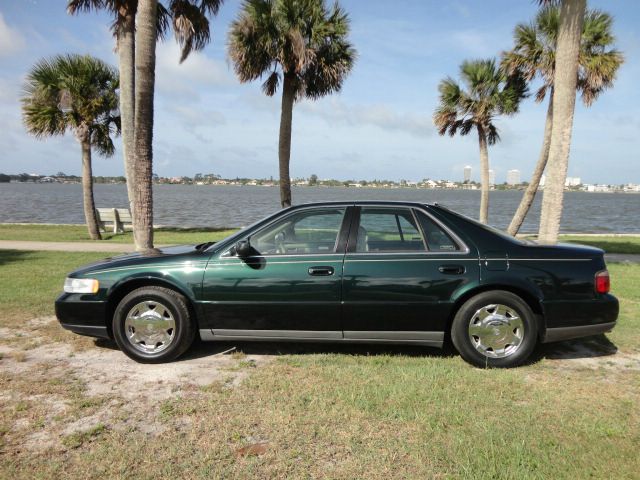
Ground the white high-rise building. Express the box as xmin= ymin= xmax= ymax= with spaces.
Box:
xmin=565 ymin=177 xmax=581 ymax=187
xmin=488 ymin=169 xmax=496 ymax=186
xmin=507 ymin=169 xmax=521 ymax=185
xmin=463 ymin=165 xmax=472 ymax=183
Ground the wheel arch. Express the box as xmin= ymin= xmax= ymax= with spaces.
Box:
xmin=447 ymin=283 xmax=545 ymax=341
xmin=105 ymin=275 xmax=201 ymax=338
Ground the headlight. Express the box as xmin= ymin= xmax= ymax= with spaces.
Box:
xmin=64 ymin=278 xmax=100 ymax=294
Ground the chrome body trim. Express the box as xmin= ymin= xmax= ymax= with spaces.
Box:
xmin=199 ymin=329 xmax=444 ymax=347
xmin=542 ymin=321 xmax=616 ymax=343
xmin=343 ymin=331 xmax=444 ymax=342
xmin=212 ymin=329 xmax=343 ymax=339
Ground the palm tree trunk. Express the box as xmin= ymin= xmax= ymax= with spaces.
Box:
xmin=79 ymin=131 xmax=101 ymax=241
xmin=538 ymin=0 xmax=586 ymax=245
xmin=117 ymin=11 xmax=136 ymax=224
xmin=478 ymin=126 xmax=490 ymax=224
xmin=278 ymin=74 xmax=295 ymax=208
xmin=507 ymin=96 xmax=553 ymax=236
xmin=132 ymin=0 xmax=157 ymax=251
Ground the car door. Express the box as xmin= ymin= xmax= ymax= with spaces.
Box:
xmin=200 ymin=206 xmax=351 ymax=339
xmin=341 ymin=206 xmax=478 ymax=345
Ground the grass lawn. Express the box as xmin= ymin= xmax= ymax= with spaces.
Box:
xmin=1 ymin=224 xmax=640 ymax=254
xmin=0 ymin=251 xmax=638 ymax=478
xmin=560 ymin=235 xmax=640 ymax=255
xmin=0 ymin=224 xmax=237 ymax=245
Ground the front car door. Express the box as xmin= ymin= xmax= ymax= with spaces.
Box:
xmin=341 ymin=206 xmax=479 ymax=346
xmin=200 ymin=206 xmax=352 ymax=340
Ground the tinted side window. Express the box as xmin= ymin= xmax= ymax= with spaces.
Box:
xmin=416 ymin=211 xmax=460 ymax=252
xmin=356 ymin=208 xmax=425 ymax=252
xmin=251 ymin=208 xmax=345 ymax=255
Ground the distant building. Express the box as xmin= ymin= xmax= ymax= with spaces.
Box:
xmin=463 ymin=165 xmax=472 ymax=183
xmin=488 ymin=169 xmax=495 ymax=186
xmin=565 ymin=177 xmax=581 ymax=187
xmin=507 ymin=169 xmax=521 ymax=185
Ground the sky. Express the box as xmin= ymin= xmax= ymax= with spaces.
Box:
xmin=0 ymin=0 xmax=638 ymax=184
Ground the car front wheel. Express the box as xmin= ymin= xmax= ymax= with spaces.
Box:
xmin=451 ymin=290 xmax=538 ymax=368
xmin=112 ymin=286 xmax=195 ymax=363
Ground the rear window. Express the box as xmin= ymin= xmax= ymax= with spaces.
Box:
xmin=415 ymin=210 xmax=460 ymax=252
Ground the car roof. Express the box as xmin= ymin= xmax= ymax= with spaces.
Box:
xmin=286 ymin=200 xmax=440 ymax=210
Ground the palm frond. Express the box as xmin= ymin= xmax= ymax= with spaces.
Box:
xmin=22 ymin=54 xmax=120 ymax=157
xmin=228 ymin=0 xmax=356 ymax=101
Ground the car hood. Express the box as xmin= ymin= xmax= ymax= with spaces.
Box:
xmin=70 ymin=244 xmax=211 ymax=276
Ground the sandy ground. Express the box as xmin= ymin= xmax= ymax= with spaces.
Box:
xmin=0 ymin=317 xmax=271 ymax=453
xmin=1 ymin=316 xmax=637 ymax=454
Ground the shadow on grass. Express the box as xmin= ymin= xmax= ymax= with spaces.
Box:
xmin=94 ymin=333 xmax=617 ymax=365
xmin=537 ymin=334 xmax=617 ymax=360
xmin=0 ymin=249 xmax=33 ymax=266
xmin=95 ymin=336 xmax=455 ymax=360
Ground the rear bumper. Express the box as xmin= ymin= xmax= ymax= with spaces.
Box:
xmin=542 ymin=294 xmax=618 ymax=343
xmin=543 ymin=321 xmax=616 ymax=343
xmin=55 ymin=293 xmax=110 ymax=339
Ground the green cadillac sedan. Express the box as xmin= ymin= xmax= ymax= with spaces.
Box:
xmin=56 ymin=201 xmax=618 ymax=368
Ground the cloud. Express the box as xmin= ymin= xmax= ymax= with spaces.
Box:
xmin=0 ymin=12 xmax=25 ymax=57
xmin=299 ymin=99 xmax=433 ymax=138
xmin=155 ymin=41 xmax=234 ymax=97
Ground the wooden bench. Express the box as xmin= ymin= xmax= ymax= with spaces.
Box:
xmin=96 ymin=208 xmax=132 ymax=233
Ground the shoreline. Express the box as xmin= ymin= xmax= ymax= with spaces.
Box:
xmin=1 ymin=222 xmax=639 ymax=237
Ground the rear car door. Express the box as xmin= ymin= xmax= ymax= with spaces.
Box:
xmin=341 ymin=206 xmax=478 ymax=345
xmin=200 ymin=206 xmax=351 ymax=339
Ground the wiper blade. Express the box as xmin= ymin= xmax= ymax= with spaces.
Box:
xmin=195 ymin=241 xmax=215 ymax=251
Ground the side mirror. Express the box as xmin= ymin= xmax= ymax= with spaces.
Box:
xmin=234 ymin=240 xmax=253 ymax=258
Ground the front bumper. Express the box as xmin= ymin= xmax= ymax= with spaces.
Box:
xmin=55 ymin=293 xmax=110 ymax=339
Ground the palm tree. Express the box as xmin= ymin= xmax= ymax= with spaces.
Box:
xmin=21 ymin=54 xmax=120 ymax=240
xmin=503 ymin=6 xmax=623 ymax=236
xmin=67 ymin=0 xmax=223 ymax=250
xmin=228 ymin=0 xmax=356 ymax=208
xmin=536 ymin=0 xmax=585 ymax=244
xmin=434 ymin=59 xmax=526 ymax=224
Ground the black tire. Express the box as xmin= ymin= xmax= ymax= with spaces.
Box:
xmin=112 ymin=286 xmax=195 ymax=363
xmin=451 ymin=290 xmax=538 ymax=368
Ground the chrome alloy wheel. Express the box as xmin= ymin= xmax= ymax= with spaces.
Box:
xmin=468 ymin=304 xmax=524 ymax=359
xmin=124 ymin=301 xmax=176 ymax=354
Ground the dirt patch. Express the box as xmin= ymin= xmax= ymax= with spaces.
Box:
xmin=0 ymin=316 xmax=271 ymax=454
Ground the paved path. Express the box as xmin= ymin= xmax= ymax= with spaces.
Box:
xmin=605 ymin=254 xmax=640 ymax=264
xmin=1 ymin=240 xmax=639 ymax=263
xmin=0 ymin=240 xmax=150 ymax=253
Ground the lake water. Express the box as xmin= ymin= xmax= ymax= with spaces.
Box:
xmin=1 ymin=183 xmax=639 ymax=233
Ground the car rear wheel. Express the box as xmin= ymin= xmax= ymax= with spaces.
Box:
xmin=112 ymin=286 xmax=195 ymax=363
xmin=451 ymin=290 xmax=538 ymax=368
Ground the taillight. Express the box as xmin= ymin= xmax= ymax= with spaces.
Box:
xmin=595 ymin=270 xmax=610 ymax=294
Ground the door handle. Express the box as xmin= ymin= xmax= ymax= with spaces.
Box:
xmin=438 ymin=264 xmax=465 ymax=275
xmin=308 ymin=266 xmax=335 ymax=276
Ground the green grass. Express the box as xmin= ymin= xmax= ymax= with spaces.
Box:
xmin=0 ymin=251 xmax=638 ymax=478
xmin=559 ymin=235 xmax=640 ymax=255
xmin=0 ymin=224 xmax=237 ymax=245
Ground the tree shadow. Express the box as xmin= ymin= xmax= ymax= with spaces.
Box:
xmin=0 ymin=250 xmax=33 ymax=266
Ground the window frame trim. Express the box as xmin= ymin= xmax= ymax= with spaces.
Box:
xmin=221 ymin=205 xmax=353 ymax=258
xmin=347 ymin=206 xmax=469 ymax=256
